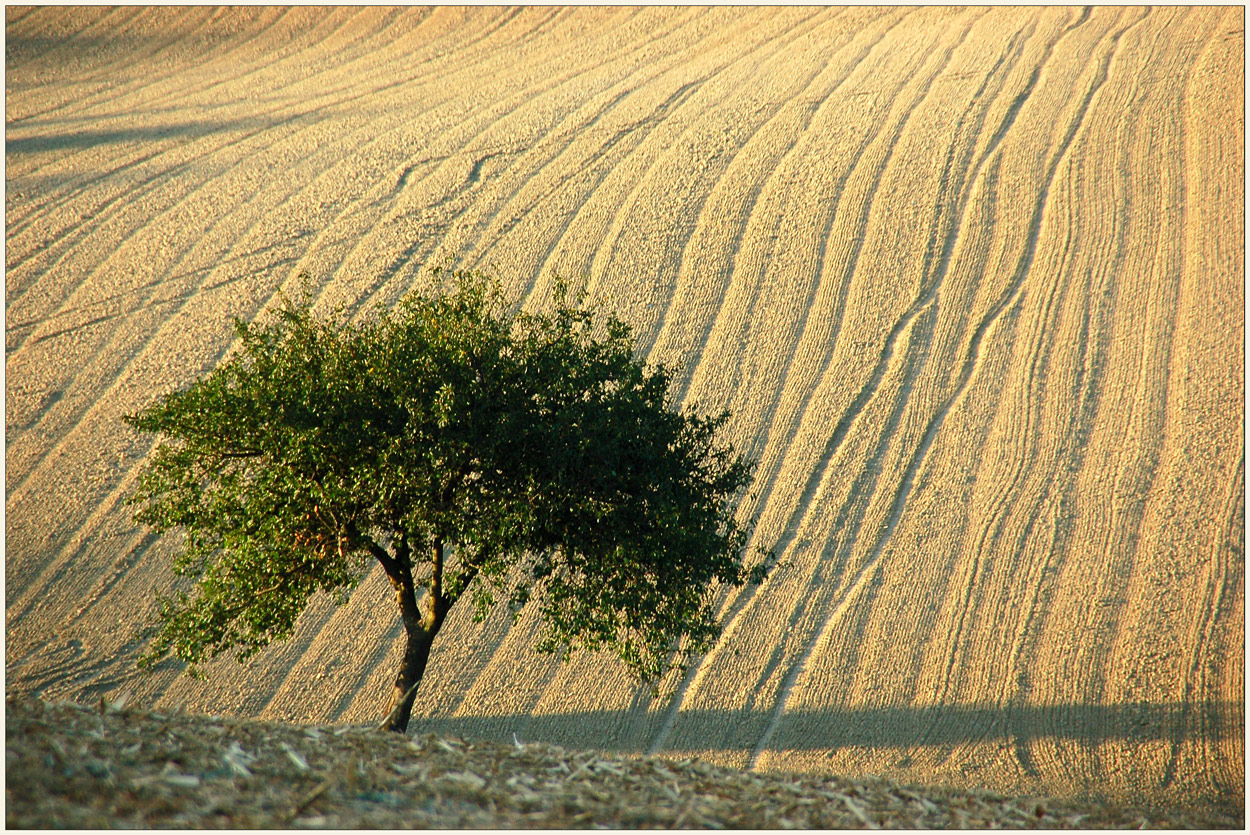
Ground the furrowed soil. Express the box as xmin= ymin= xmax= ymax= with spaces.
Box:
xmin=5 ymin=6 xmax=1243 ymax=823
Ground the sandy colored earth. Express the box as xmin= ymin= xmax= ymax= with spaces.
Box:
xmin=5 ymin=5 xmax=1243 ymax=818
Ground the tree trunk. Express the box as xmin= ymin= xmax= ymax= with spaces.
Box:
xmin=380 ymin=620 xmax=436 ymax=733
xmin=379 ymin=537 xmax=450 ymax=734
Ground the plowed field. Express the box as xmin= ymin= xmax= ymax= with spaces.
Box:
xmin=6 ymin=6 xmax=1243 ymax=814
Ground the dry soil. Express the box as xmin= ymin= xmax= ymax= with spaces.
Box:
xmin=5 ymin=5 xmax=1243 ymax=819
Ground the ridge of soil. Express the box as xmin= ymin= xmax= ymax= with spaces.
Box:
xmin=5 ymin=696 xmax=1240 ymax=829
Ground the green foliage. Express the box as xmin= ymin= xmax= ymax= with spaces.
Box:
xmin=126 ymin=267 xmax=769 ymax=683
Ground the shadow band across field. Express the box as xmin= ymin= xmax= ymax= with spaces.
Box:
xmin=413 ymin=701 xmax=1243 ymax=753
xmin=4 ymin=115 xmax=319 ymax=155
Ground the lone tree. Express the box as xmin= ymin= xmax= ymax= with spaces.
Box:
xmin=126 ymin=268 xmax=768 ymax=732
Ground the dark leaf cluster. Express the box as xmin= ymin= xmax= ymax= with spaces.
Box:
xmin=126 ymin=268 xmax=769 ymax=686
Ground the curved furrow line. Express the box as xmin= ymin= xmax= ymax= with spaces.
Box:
xmin=171 ymin=10 xmax=621 ymax=298
xmin=133 ymin=7 xmax=418 ymax=110
xmin=205 ymin=13 xmax=690 ymax=332
xmin=319 ymin=8 xmax=713 ymax=307
xmin=1156 ymin=10 xmax=1246 ymax=792
xmin=1002 ymin=12 xmax=1200 ymax=781
xmin=550 ymin=9 xmax=832 ymax=281
xmin=1000 ymin=177 xmax=1126 ymax=784
xmin=6 ymin=103 xmax=399 ymax=489
xmin=737 ymin=7 xmax=1004 ymax=596
xmin=7 ymin=7 xmax=359 ymax=128
xmin=655 ymin=29 xmax=955 ymax=755
xmin=5 ymin=7 xmax=243 ymax=129
xmin=929 ymin=8 xmax=1160 ymax=764
xmin=670 ymin=4 xmax=1000 ymax=730
xmin=746 ymin=302 xmax=941 ymax=770
xmin=185 ymin=6 xmax=528 ymax=125
xmin=4 ymin=7 xmax=516 ymax=254
xmin=8 ymin=238 xmax=308 ymax=352
xmin=644 ymin=10 xmax=918 ymax=753
xmin=988 ymin=158 xmax=1107 ymax=781
xmin=1048 ymin=15 xmax=1181 ymax=744
xmin=573 ymin=9 xmax=833 ymax=303
xmin=4 ymin=8 xmax=437 ymax=257
xmin=10 ymin=7 xmax=222 ymax=95
xmin=675 ymin=4 xmax=945 ymax=425
xmin=990 ymin=7 xmax=1136 ymax=706
xmin=185 ymin=12 xmax=625 ymax=377
xmin=243 ymin=7 xmax=690 ymax=293
xmin=64 ymin=531 xmax=161 ymax=626
xmin=2 ymin=6 xmax=132 ymax=119
xmin=740 ymin=12 xmax=1035 ymax=573
xmin=924 ymin=114 xmax=1096 ymax=759
xmin=695 ymin=6 xmax=1025 ymax=450
xmin=151 ymin=592 xmax=351 ymax=719
xmin=477 ymin=15 xmax=770 ymax=300
xmin=500 ymin=6 xmax=820 ymax=308
xmin=2 ymin=5 xmax=40 ymax=28
xmin=66 ymin=7 xmax=256 ymax=90
xmin=3 ymin=9 xmax=400 ymax=229
xmin=6 ymin=98 xmax=366 ymax=336
xmin=647 ymin=8 xmax=910 ymax=373
xmin=155 ymin=6 xmax=522 ymax=122
xmin=10 ymin=259 xmax=311 ymax=614
xmin=927 ymin=136 xmax=1078 ymax=711
xmin=897 ymin=7 xmax=1149 ymax=720
xmin=5 ymin=128 xmax=209 ymax=249
xmin=7 ymin=132 xmax=295 ymax=329
xmin=749 ymin=3 xmax=1082 ymax=585
xmin=5 ymin=443 xmax=169 ymax=653
xmin=4 ymin=5 xmax=227 ymax=127
xmin=1002 ymin=500 xmax=1069 ymax=779
xmin=664 ymin=9 xmax=995 ymax=762
xmin=293 ymin=9 xmax=708 ymax=316
xmin=92 ymin=7 xmax=322 ymax=115
xmin=6 ymin=7 xmax=544 ymax=352
xmin=1160 ymin=444 xmax=1244 ymax=789
xmin=182 ymin=7 xmax=534 ymax=125
xmin=630 ymin=7 xmax=892 ymax=365
xmin=576 ymin=13 xmax=942 ymax=727
xmin=748 ymin=7 xmax=1140 ymax=768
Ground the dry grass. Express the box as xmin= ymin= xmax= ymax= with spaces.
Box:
xmin=5 ymin=695 xmax=1239 ymax=829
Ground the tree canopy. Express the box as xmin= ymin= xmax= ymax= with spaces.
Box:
xmin=126 ymin=268 xmax=768 ymax=731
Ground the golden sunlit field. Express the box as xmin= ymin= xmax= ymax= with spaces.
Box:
xmin=6 ymin=6 xmax=1243 ymax=816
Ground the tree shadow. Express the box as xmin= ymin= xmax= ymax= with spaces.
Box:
xmin=412 ymin=700 xmax=1243 ymax=755
xmin=5 ymin=117 xmax=283 ymax=155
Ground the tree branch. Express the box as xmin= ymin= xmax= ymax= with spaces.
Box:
xmin=213 ymin=448 xmax=264 ymax=459
xmin=429 ymin=538 xmax=446 ymax=628
xmin=441 ymin=548 xmax=488 ymax=608
xmin=346 ymin=522 xmax=404 ymax=587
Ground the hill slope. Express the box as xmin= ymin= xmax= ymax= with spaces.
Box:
xmin=5 ymin=6 xmax=1243 ymax=813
